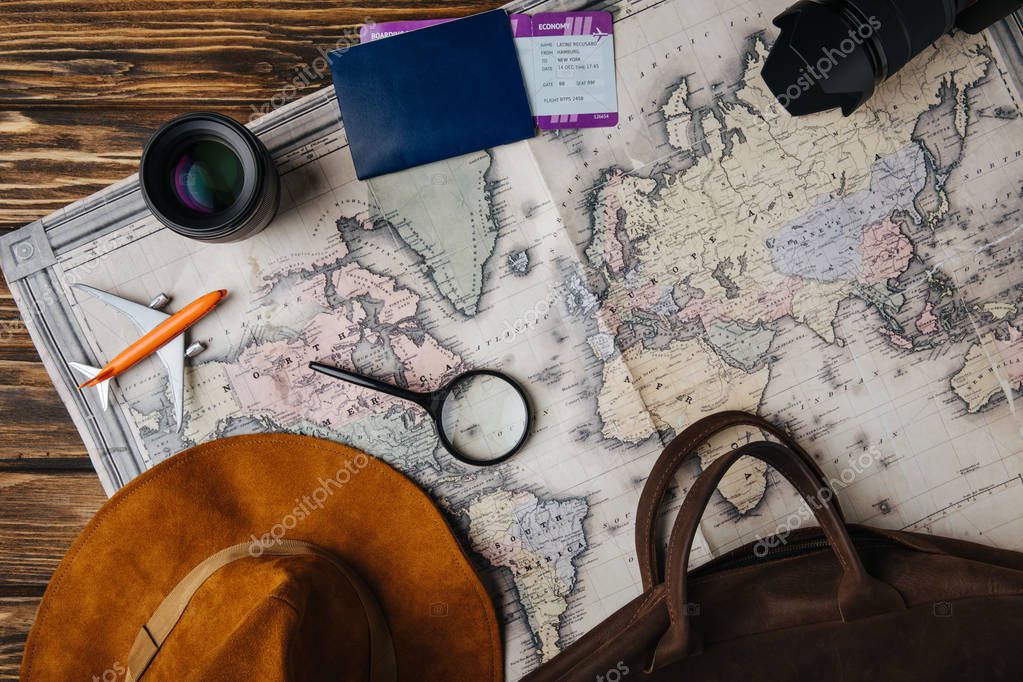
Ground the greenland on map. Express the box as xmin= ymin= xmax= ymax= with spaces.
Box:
xmin=3 ymin=0 xmax=1023 ymax=678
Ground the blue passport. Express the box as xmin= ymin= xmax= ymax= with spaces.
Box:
xmin=329 ymin=9 xmax=536 ymax=180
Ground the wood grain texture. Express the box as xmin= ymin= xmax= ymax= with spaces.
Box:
xmin=0 ymin=473 xmax=105 ymax=589
xmin=0 ymin=598 xmax=38 ymax=679
xmin=0 ymin=0 xmax=501 ymax=675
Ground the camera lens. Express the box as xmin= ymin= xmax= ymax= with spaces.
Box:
xmin=762 ymin=0 xmax=972 ymax=117
xmin=140 ymin=112 xmax=279 ymax=242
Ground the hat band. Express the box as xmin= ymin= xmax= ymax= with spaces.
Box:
xmin=125 ymin=539 xmax=397 ymax=681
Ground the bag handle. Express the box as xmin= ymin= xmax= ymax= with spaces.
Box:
xmin=635 ymin=411 xmax=843 ymax=589
xmin=649 ymin=440 xmax=905 ymax=670
xmin=126 ymin=539 xmax=397 ymax=682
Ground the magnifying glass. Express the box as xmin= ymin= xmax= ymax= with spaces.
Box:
xmin=309 ymin=361 xmax=533 ymax=466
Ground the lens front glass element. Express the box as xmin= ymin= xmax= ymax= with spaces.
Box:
xmin=169 ymin=138 xmax=244 ymax=214
xmin=439 ymin=373 xmax=529 ymax=463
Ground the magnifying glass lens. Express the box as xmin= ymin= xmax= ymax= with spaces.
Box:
xmin=440 ymin=373 xmax=529 ymax=463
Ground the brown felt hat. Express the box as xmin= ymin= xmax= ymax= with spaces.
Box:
xmin=20 ymin=434 xmax=502 ymax=681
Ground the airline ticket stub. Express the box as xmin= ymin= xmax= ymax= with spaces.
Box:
xmin=360 ymin=11 xmax=618 ymax=130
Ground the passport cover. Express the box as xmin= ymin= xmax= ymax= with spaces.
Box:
xmin=330 ymin=9 xmax=536 ymax=180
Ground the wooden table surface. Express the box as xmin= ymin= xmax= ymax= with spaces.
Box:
xmin=0 ymin=1 xmax=498 ymax=675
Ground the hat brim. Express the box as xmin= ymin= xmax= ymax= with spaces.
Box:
xmin=21 ymin=434 xmax=502 ymax=681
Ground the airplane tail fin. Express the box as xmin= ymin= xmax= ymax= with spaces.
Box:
xmin=68 ymin=362 xmax=111 ymax=412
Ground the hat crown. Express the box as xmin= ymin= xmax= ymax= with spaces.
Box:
xmin=128 ymin=541 xmax=396 ymax=681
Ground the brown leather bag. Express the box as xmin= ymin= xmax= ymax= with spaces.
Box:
xmin=523 ymin=411 xmax=1023 ymax=681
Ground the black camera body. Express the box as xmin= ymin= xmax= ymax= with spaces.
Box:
xmin=762 ymin=0 xmax=1023 ymax=116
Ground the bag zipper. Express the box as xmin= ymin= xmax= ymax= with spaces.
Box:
xmin=697 ymin=534 xmax=898 ymax=573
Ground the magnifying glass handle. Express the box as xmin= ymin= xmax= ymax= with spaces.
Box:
xmin=309 ymin=361 xmax=431 ymax=408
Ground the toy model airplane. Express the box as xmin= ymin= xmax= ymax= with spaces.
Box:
xmin=69 ymin=284 xmax=228 ymax=431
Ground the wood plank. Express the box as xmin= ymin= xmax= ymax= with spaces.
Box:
xmin=0 ymin=0 xmax=486 ymax=108
xmin=0 ymin=368 xmax=86 ymax=461
xmin=0 ymin=597 xmax=38 ymax=680
xmin=0 ymin=0 xmax=501 ymax=231
xmin=0 ymin=472 xmax=104 ymax=588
